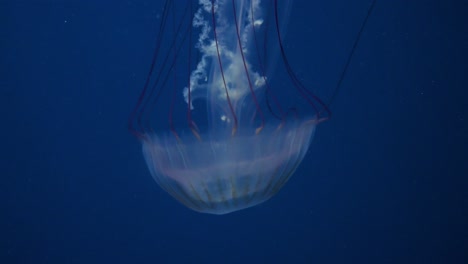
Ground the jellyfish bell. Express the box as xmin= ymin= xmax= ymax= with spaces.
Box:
xmin=142 ymin=120 xmax=316 ymax=215
xmin=129 ymin=0 xmax=331 ymax=214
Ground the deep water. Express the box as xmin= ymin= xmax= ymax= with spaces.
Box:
xmin=1 ymin=0 xmax=466 ymax=263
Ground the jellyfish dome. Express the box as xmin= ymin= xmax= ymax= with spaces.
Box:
xmin=142 ymin=121 xmax=315 ymax=214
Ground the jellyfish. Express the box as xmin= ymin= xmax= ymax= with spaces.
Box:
xmin=128 ymin=0 xmax=370 ymax=215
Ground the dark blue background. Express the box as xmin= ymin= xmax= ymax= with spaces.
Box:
xmin=1 ymin=0 xmax=466 ymax=263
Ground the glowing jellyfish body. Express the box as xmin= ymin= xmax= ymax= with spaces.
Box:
xmin=129 ymin=0 xmax=329 ymax=214
xmin=142 ymin=122 xmax=315 ymax=214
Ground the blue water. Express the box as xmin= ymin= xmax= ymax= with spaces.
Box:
xmin=1 ymin=0 xmax=466 ymax=263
